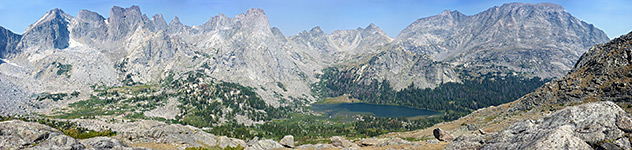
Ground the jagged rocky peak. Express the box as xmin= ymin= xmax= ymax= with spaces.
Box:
xmin=18 ymin=8 xmax=72 ymax=52
xmin=27 ymin=8 xmax=73 ymax=31
xmin=167 ymin=16 xmax=187 ymax=33
xmin=107 ymin=5 xmax=147 ymax=40
xmin=150 ymin=14 xmax=168 ymax=31
xmin=309 ymin=26 xmax=325 ymax=36
xmin=200 ymin=8 xmax=272 ymax=35
xmin=109 ymin=5 xmax=144 ymax=25
xmin=357 ymin=23 xmax=390 ymax=39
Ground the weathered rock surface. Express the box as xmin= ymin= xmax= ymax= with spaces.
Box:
xmin=332 ymin=46 xmax=461 ymax=90
xmin=295 ymin=143 xmax=335 ymax=149
xmin=245 ymin=139 xmax=284 ymax=150
xmin=280 ymin=135 xmax=295 ymax=148
xmin=447 ymin=101 xmax=632 ymax=150
xmin=0 ymin=26 xmax=21 ymax=58
xmin=0 ymin=120 xmax=85 ymax=149
xmin=81 ymin=136 xmax=150 ymax=150
xmin=433 ymin=128 xmax=455 ymax=141
xmin=330 ymin=136 xmax=358 ymax=148
xmin=17 ymin=8 xmax=72 ymax=54
xmin=112 ymin=120 xmax=221 ymax=148
xmin=217 ymin=136 xmax=247 ymax=148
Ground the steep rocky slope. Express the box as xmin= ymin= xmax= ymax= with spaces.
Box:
xmin=394 ymin=2 xmax=609 ymax=78
xmin=386 ymin=31 xmax=632 ymax=149
xmin=324 ymin=46 xmax=461 ymax=90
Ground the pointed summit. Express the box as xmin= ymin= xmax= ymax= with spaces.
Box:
xmin=363 ymin=23 xmax=382 ymax=33
xmin=27 ymin=8 xmax=73 ymax=32
xmin=309 ymin=26 xmax=324 ymax=35
xmin=150 ymin=14 xmax=168 ymax=31
xmin=236 ymin=8 xmax=271 ymax=34
xmin=168 ymin=16 xmax=187 ymax=33
xmin=169 ymin=16 xmax=182 ymax=26
xmin=18 ymin=8 xmax=72 ymax=52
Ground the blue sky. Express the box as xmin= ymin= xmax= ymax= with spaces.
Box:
xmin=0 ymin=0 xmax=630 ymax=38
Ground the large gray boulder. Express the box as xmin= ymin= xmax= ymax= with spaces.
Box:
xmin=433 ymin=128 xmax=455 ymax=141
xmin=115 ymin=120 xmax=219 ymax=148
xmin=0 ymin=120 xmax=85 ymax=149
xmin=330 ymin=136 xmax=357 ymax=148
xmin=279 ymin=135 xmax=295 ymax=148
xmin=217 ymin=136 xmax=246 ymax=148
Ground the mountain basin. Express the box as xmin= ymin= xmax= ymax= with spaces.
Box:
xmin=311 ymin=103 xmax=439 ymax=118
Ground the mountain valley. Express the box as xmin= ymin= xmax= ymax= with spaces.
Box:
xmin=0 ymin=2 xmax=626 ymax=150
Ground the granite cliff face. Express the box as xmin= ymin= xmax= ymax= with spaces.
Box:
xmin=0 ymin=26 xmax=21 ymax=58
xmin=333 ymin=46 xmax=461 ymax=90
xmin=394 ymin=3 xmax=609 ymax=78
xmin=17 ymin=8 xmax=72 ymax=54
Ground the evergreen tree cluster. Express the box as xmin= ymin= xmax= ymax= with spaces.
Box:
xmin=313 ymin=67 xmax=548 ymax=120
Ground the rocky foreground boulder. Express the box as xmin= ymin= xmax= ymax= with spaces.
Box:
xmin=279 ymin=135 xmax=295 ymax=148
xmin=447 ymin=101 xmax=632 ymax=150
xmin=433 ymin=128 xmax=455 ymax=141
xmin=81 ymin=137 xmax=150 ymax=150
xmin=0 ymin=120 xmax=85 ymax=149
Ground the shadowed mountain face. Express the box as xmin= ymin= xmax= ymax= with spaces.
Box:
xmin=394 ymin=2 xmax=609 ymax=78
xmin=0 ymin=26 xmax=21 ymax=58
xmin=0 ymin=3 xmax=609 ymax=116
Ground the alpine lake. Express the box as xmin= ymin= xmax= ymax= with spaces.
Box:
xmin=310 ymin=96 xmax=439 ymax=120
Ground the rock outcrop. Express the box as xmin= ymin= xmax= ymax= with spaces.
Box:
xmin=444 ymin=31 xmax=632 ymax=150
xmin=81 ymin=137 xmax=149 ymax=150
xmin=433 ymin=128 xmax=455 ymax=141
xmin=0 ymin=120 xmax=85 ymax=149
xmin=217 ymin=136 xmax=247 ymax=148
xmin=330 ymin=136 xmax=358 ymax=148
xmin=245 ymin=139 xmax=284 ymax=150
xmin=510 ymin=31 xmax=632 ymax=112
xmin=0 ymin=26 xmax=21 ymax=58
xmin=448 ymin=101 xmax=632 ymax=150
xmin=279 ymin=135 xmax=295 ymax=148
xmin=112 ymin=120 xmax=221 ymax=148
